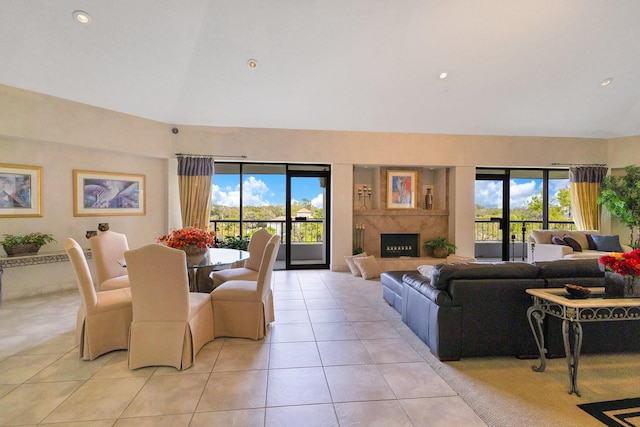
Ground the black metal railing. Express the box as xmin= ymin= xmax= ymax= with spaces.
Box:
xmin=209 ymin=219 xmax=324 ymax=244
xmin=474 ymin=220 xmax=576 ymax=243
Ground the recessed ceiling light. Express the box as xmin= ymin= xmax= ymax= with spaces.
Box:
xmin=600 ymin=77 xmax=613 ymax=87
xmin=439 ymin=72 xmax=448 ymax=79
xmin=247 ymin=59 xmax=258 ymax=69
xmin=72 ymin=10 xmax=92 ymax=24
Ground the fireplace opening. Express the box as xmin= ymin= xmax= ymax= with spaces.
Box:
xmin=380 ymin=233 xmax=420 ymax=258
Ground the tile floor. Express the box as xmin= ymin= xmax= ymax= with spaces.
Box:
xmin=0 ymin=270 xmax=487 ymax=426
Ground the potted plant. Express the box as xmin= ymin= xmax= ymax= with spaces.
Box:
xmin=423 ymin=237 xmax=456 ymax=258
xmin=1 ymin=232 xmax=56 ymax=257
xmin=598 ymin=165 xmax=640 ymax=248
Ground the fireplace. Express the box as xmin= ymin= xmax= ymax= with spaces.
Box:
xmin=380 ymin=233 xmax=420 ymax=258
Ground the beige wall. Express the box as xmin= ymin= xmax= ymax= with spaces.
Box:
xmin=0 ymin=83 xmax=636 ymax=273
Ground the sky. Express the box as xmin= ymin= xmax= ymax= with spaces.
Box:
xmin=212 ymin=174 xmax=324 ymax=208
xmin=212 ymin=174 xmax=568 ymax=210
xmin=475 ymin=178 xmax=569 ymax=208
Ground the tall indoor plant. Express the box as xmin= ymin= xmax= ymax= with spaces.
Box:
xmin=598 ymin=165 xmax=640 ymax=248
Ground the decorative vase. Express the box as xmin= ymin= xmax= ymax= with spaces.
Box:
xmin=605 ymin=272 xmax=640 ymax=298
xmin=182 ymin=245 xmax=206 ymax=266
xmin=3 ymin=244 xmax=41 ymax=257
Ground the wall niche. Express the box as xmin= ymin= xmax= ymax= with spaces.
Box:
xmin=352 ymin=166 xmax=449 ymax=257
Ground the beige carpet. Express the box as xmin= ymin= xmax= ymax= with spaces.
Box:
xmin=372 ymin=292 xmax=640 ymax=427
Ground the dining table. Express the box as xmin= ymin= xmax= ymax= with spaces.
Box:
xmin=188 ymin=248 xmax=250 ymax=293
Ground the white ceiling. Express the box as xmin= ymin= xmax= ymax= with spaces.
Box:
xmin=2 ymin=0 xmax=640 ymax=139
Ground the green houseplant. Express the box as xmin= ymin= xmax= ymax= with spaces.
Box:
xmin=423 ymin=237 xmax=456 ymax=258
xmin=1 ymin=232 xmax=56 ymax=256
xmin=598 ymin=165 xmax=640 ymax=248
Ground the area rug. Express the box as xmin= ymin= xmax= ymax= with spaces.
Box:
xmin=578 ymin=398 xmax=640 ymax=427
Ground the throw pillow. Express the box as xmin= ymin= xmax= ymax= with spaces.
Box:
xmin=345 ymin=252 xmax=367 ymax=276
xmin=566 ymin=231 xmax=589 ymax=250
xmin=563 ymin=235 xmax=582 ymax=252
xmin=586 ymin=234 xmax=598 ymax=250
xmin=353 ymin=255 xmax=382 ymax=280
xmin=591 ymin=235 xmax=623 ymax=252
xmin=417 ymin=264 xmax=434 ymax=278
xmin=551 ymin=235 xmax=567 ymax=245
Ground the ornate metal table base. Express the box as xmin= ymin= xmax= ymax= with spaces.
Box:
xmin=526 ymin=287 xmax=640 ymax=397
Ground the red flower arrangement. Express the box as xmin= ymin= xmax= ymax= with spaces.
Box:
xmin=599 ymin=248 xmax=640 ymax=277
xmin=156 ymin=227 xmax=215 ymax=250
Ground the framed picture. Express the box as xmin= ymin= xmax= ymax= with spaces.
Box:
xmin=387 ymin=170 xmax=417 ymax=209
xmin=0 ymin=164 xmax=43 ymax=217
xmin=73 ymin=170 xmax=145 ymax=216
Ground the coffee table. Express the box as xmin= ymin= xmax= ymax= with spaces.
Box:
xmin=526 ymin=287 xmax=640 ymax=396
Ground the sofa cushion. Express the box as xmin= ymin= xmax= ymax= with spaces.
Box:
xmin=563 ymin=235 xmax=582 ymax=252
xmin=534 ymin=259 xmax=604 ymax=278
xmin=345 ymin=252 xmax=367 ymax=276
xmin=417 ymin=264 xmax=435 ymax=278
xmin=551 ymin=235 xmax=567 ymax=245
xmin=567 ymin=231 xmax=590 ymax=250
xmin=354 ymin=255 xmax=382 ymax=279
xmin=591 ymin=235 xmax=623 ymax=252
xmin=586 ymin=234 xmax=597 ymax=250
xmin=403 ymin=272 xmax=452 ymax=306
xmin=431 ymin=262 xmax=539 ymax=290
xmin=532 ymin=230 xmax=570 ymax=244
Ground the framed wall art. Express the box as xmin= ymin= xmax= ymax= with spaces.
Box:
xmin=387 ymin=170 xmax=417 ymax=209
xmin=0 ymin=164 xmax=42 ymax=217
xmin=73 ymin=170 xmax=145 ymax=216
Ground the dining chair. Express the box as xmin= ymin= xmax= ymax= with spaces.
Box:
xmin=90 ymin=230 xmax=130 ymax=291
xmin=210 ymin=234 xmax=280 ymax=340
xmin=65 ymin=238 xmax=132 ymax=361
xmin=211 ymin=228 xmax=272 ymax=288
xmin=124 ymin=244 xmax=214 ymax=370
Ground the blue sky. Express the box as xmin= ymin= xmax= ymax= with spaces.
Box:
xmin=475 ymin=179 xmax=569 ymax=208
xmin=213 ymin=174 xmax=568 ymax=210
xmin=212 ymin=174 xmax=324 ymax=208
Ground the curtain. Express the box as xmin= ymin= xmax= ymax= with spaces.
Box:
xmin=178 ymin=156 xmax=214 ymax=229
xmin=569 ymin=166 xmax=607 ymax=230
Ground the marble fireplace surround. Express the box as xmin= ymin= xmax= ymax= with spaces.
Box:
xmin=353 ymin=209 xmax=449 ymax=258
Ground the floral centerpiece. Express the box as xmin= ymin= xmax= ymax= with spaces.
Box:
xmin=599 ymin=248 xmax=640 ymax=297
xmin=157 ymin=227 xmax=216 ymax=250
xmin=157 ymin=227 xmax=216 ymax=265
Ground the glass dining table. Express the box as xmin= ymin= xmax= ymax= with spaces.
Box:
xmin=188 ymin=248 xmax=250 ymax=293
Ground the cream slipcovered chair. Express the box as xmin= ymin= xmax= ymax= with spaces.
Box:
xmin=124 ymin=244 xmax=214 ymax=370
xmin=211 ymin=228 xmax=272 ymax=288
xmin=65 ymin=238 xmax=132 ymax=361
xmin=210 ymin=234 xmax=280 ymax=340
xmin=90 ymin=230 xmax=130 ymax=291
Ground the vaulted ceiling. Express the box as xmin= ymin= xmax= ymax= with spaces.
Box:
xmin=2 ymin=1 xmax=640 ymax=139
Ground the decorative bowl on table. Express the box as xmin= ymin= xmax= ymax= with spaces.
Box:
xmin=565 ymin=283 xmax=591 ymax=298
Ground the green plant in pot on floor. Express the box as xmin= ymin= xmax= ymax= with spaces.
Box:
xmin=423 ymin=237 xmax=456 ymax=258
xmin=1 ymin=232 xmax=56 ymax=256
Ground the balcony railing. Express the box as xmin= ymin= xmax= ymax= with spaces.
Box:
xmin=474 ymin=219 xmax=576 ymax=243
xmin=209 ymin=219 xmax=324 ymax=244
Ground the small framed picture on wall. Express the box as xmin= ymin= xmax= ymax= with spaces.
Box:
xmin=387 ymin=170 xmax=417 ymax=209
xmin=0 ymin=164 xmax=42 ymax=217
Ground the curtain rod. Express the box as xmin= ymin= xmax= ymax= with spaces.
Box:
xmin=175 ymin=153 xmax=247 ymax=159
xmin=550 ymin=163 xmax=607 ymax=167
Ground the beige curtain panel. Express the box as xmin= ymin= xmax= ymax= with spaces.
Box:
xmin=178 ymin=156 xmax=214 ymax=228
xmin=569 ymin=166 xmax=608 ymax=231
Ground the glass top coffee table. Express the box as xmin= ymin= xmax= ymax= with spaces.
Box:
xmin=526 ymin=287 xmax=640 ymax=396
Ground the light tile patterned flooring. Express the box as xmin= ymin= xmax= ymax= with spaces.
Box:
xmin=0 ymin=270 xmax=486 ymax=426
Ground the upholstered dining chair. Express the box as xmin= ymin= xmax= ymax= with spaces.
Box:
xmin=210 ymin=234 xmax=280 ymax=340
xmin=124 ymin=244 xmax=214 ymax=370
xmin=90 ymin=230 xmax=130 ymax=291
xmin=65 ymin=238 xmax=132 ymax=361
xmin=211 ymin=228 xmax=273 ymax=288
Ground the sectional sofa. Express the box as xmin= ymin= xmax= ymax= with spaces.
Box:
xmin=381 ymin=259 xmax=640 ymax=361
